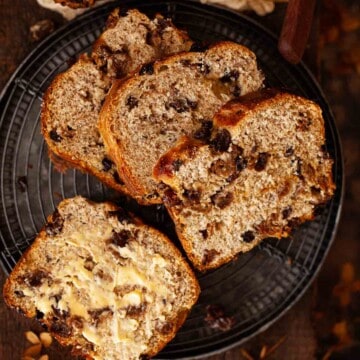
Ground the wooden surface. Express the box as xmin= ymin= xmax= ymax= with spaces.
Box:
xmin=0 ymin=1 xmax=359 ymax=359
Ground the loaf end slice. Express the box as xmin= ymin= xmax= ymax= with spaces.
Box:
xmin=4 ymin=196 xmax=200 ymax=359
xmin=99 ymin=41 xmax=264 ymax=204
xmin=92 ymin=8 xmax=193 ymax=78
xmin=41 ymin=54 xmax=129 ymax=195
xmin=154 ymin=90 xmax=335 ymax=270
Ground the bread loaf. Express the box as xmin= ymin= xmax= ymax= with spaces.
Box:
xmin=99 ymin=41 xmax=264 ymax=204
xmin=41 ymin=8 xmax=193 ymax=200
xmin=154 ymin=90 xmax=335 ymax=270
xmin=3 ymin=196 xmax=200 ymax=359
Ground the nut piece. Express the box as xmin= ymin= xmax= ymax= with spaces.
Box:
xmin=30 ymin=19 xmax=55 ymax=42
xmin=23 ymin=343 xmax=42 ymax=357
xmin=25 ymin=331 xmax=40 ymax=345
xmin=40 ymin=332 xmax=53 ymax=348
xmin=39 ymin=355 xmax=49 ymax=360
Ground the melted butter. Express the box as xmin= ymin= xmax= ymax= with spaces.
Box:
xmin=26 ymin=224 xmax=174 ymax=356
xmin=82 ymin=325 xmax=103 ymax=346
xmin=115 ymin=266 xmax=147 ymax=287
xmin=36 ymin=295 xmax=54 ymax=314
xmin=119 ymin=291 xmax=142 ymax=308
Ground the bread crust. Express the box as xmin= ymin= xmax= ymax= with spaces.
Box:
xmin=42 ymin=8 xmax=193 ymax=204
xmin=41 ymin=55 xmax=131 ymax=196
xmin=3 ymin=196 xmax=200 ymax=359
xmin=100 ymin=41 xmax=264 ymax=204
xmin=154 ymin=90 xmax=335 ymax=271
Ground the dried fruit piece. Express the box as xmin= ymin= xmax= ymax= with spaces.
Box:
xmin=45 ymin=209 xmax=64 ymax=236
xmin=204 ymin=304 xmax=235 ymax=331
xmin=163 ymin=188 xmax=182 ymax=207
xmin=282 ymin=206 xmax=292 ymax=219
xmin=50 ymin=321 xmax=71 ymax=337
xmin=202 ymin=249 xmax=219 ymax=265
xmin=126 ymin=95 xmax=139 ymax=110
xmin=220 ymin=70 xmax=239 ymax=83
xmin=242 ymin=231 xmax=255 ymax=243
xmin=25 ymin=270 xmax=48 ymax=287
xmin=210 ymin=191 xmax=234 ymax=209
xmin=193 ymin=120 xmax=213 ymax=141
xmin=139 ymin=62 xmax=154 ymax=75
xmin=101 ymin=157 xmax=113 ymax=171
xmin=165 ymin=98 xmax=198 ymax=113
xmin=49 ymin=129 xmax=62 ymax=142
xmin=210 ymin=129 xmax=232 ymax=152
xmin=183 ymin=189 xmax=201 ymax=203
xmin=111 ymin=229 xmax=131 ymax=247
xmin=254 ymin=152 xmax=270 ymax=171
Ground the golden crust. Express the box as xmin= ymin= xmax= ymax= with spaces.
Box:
xmin=154 ymin=90 xmax=336 ymax=271
xmin=3 ymin=196 xmax=200 ymax=359
xmin=41 ymin=55 xmax=131 ymax=196
xmin=100 ymin=41 xmax=263 ymax=204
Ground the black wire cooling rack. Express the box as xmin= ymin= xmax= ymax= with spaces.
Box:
xmin=0 ymin=0 xmax=344 ymax=358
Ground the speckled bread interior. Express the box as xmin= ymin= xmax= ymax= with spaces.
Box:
xmin=41 ymin=8 xmax=193 ymax=200
xmin=99 ymin=41 xmax=264 ymax=204
xmin=3 ymin=196 xmax=200 ymax=360
xmin=154 ymin=90 xmax=335 ymax=271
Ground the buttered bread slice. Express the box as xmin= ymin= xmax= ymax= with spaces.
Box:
xmin=154 ymin=90 xmax=335 ymax=270
xmin=99 ymin=41 xmax=264 ymax=204
xmin=3 ymin=197 xmax=200 ymax=359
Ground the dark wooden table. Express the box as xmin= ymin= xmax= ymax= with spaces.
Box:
xmin=1 ymin=1 xmax=359 ymax=359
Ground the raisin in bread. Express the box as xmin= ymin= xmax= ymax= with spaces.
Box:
xmin=3 ymin=196 xmax=200 ymax=360
xmin=99 ymin=41 xmax=264 ymax=204
xmin=153 ymin=90 xmax=335 ymax=270
xmin=41 ymin=8 xmax=193 ymax=200
xmin=92 ymin=8 xmax=193 ymax=78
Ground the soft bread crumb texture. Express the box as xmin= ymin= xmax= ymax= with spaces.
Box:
xmin=154 ymin=91 xmax=335 ymax=270
xmin=41 ymin=55 xmax=127 ymax=192
xmin=92 ymin=9 xmax=193 ymax=78
xmin=41 ymin=8 xmax=192 ymax=198
xmin=3 ymin=197 xmax=199 ymax=360
xmin=100 ymin=41 xmax=264 ymax=203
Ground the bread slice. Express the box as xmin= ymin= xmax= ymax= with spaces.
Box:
xmin=3 ymin=196 xmax=200 ymax=360
xmin=92 ymin=8 xmax=193 ymax=78
xmin=99 ymin=41 xmax=264 ymax=204
xmin=153 ymin=90 xmax=335 ymax=271
xmin=41 ymin=8 xmax=193 ymax=200
xmin=41 ymin=54 xmax=130 ymax=193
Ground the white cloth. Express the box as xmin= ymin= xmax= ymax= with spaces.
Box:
xmin=37 ymin=0 xmax=115 ymax=20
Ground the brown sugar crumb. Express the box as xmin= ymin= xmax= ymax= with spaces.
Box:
xmin=204 ymin=304 xmax=235 ymax=331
